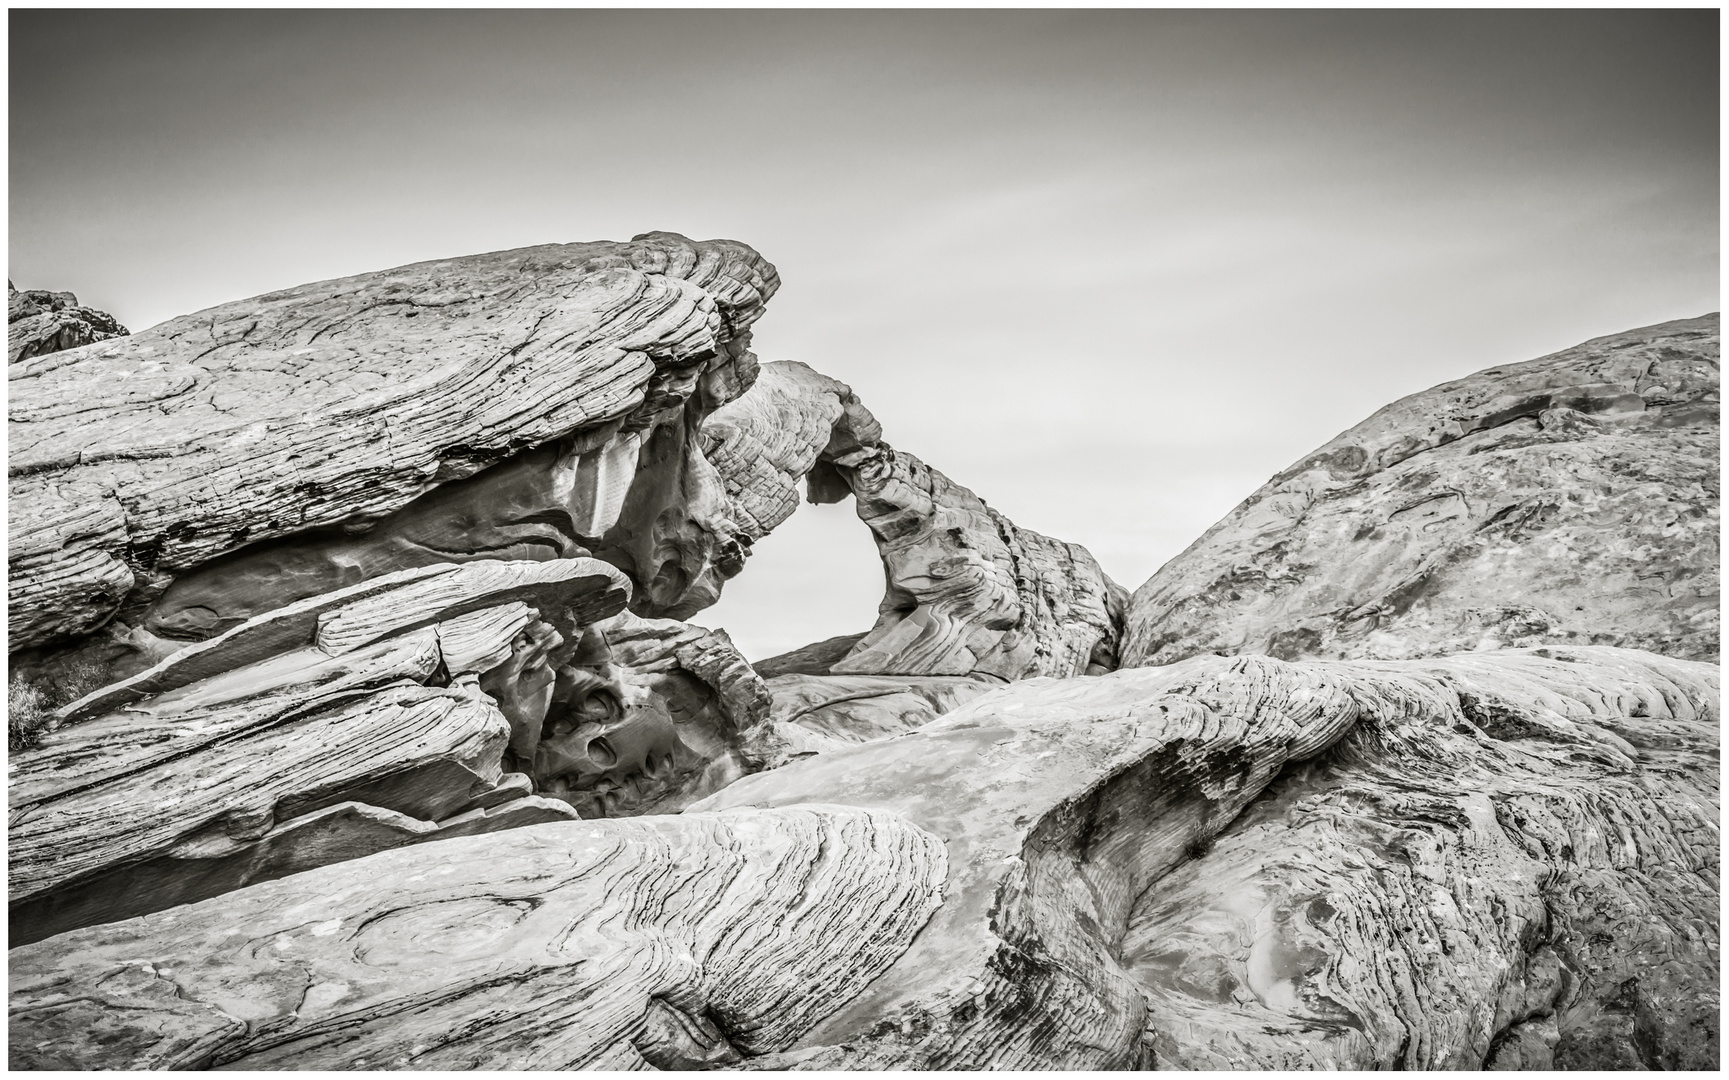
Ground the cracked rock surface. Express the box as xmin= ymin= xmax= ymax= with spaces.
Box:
xmin=1122 ymin=314 xmax=1720 ymax=667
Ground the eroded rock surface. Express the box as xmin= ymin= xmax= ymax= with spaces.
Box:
xmin=1122 ymin=314 xmax=1720 ymax=667
xmin=9 ymin=233 xmax=777 ymax=659
xmin=9 ymin=559 xmax=631 ymax=944
xmin=532 ymin=611 xmax=778 ymax=818
xmin=763 ymin=672 xmax=996 ymax=757
xmin=9 ymin=807 xmax=947 ymax=1070
xmin=1125 ymin=647 xmax=1718 ymax=1070
xmin=8 ymin=281 xmax=129 ymax=364
xmin=704 ymin=360 xmax=1127 ymax=680
xmin=695 ymin=646 xmax=1716 ymax=1070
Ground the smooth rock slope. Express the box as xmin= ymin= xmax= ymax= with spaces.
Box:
xmin=1122 ymin=314 xmax=1720 ymax=667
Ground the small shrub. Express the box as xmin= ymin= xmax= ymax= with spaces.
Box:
xmin=9 ymin=680 xmax=51 ymax=751
xmin=9 ymin=657 xmax=113 ymax=750
xmin=1184 ymin=834 xmax=1216 ymax=861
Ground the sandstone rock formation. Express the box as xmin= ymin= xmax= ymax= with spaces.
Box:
xmin=9 ymin=558 xmax=632 ymax=944
xmin=704 ymin=360 xmax=1126 ymax=680
xmin=9 ymin=233 xmax=778 ymax=665
xmin=8 ymin=241 xmax=1716 ymax=1074
xmin=10 ymin=259 xmax=1117 ymax=711
xmin=698 ymin=646 xmax=1717 ymax=1070
xmin=9 ymin=557 xmax=793 ymax=944
xmin=8 ymin=239 xmax=1124 ymax=948
xmin=17 ymin=646 xmax=1712 ymax=1070
xmin=8 ymin=281 xmax=129 ymax=364
xmin=1122 ymin=314 xmax=1720 ymax=667
xmin=10 ymin=807 xmax=948 ymax=1070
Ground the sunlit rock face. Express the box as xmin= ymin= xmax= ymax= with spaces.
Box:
xmin=1122 ymin=314 xmax=1720 ymax=668
xmin=8 ymin=232 xmax=777 ymax=669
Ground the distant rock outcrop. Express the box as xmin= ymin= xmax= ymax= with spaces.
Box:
xmin=8 ymin=281 xmax=128 ymax=364
xmin=1122 ymin=315 xmax=1719 ymax=668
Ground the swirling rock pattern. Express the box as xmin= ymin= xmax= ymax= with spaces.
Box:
xmin=698 ymin=646 xmax=1716 ymax=1070
xmin=1126 ymin=646 xmax=1719 ymax=1070
xmin=1122 ymin=314 xmax=1720 ymax=667
xmin=698 ymin=652 xmax=1371 ymax=1068
xmin=8 ymin=232 xmax=776 ymax=656
xmin=9 ymin=807 xmax=947 ymax=1071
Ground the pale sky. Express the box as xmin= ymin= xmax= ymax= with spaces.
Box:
xmin=10 ymin=9 xmax=1719 ymax=661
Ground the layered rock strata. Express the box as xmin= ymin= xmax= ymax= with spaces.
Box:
xmin=1122 ymin=314 xmax=1720 ymax=667
xmin=8 ymin=281 xmax=129 ymax=364
xmin=9 ymin=233 xmax=778 ymax=663
xmin=1124 ymin=646 xmax=1718 ymax=1069
xmin=10 ymin=553 xmax=790 ymax=943
xmin=11 ymin=258 xmax=1118 ymax=714
xmin=7 ymin=632 xmax=1716 ymax=1067
xmin=7 ymin=239 xmax=1123 ymax=954
xmin=10 ymin=807 xmax=948 ymax=1070
xmin=9 ymin=559 xmax=631 ymax=944
xmin=696 ymin=646 xmax=1716 ymax=1070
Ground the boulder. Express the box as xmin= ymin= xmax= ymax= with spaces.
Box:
xmin=8 ymin=281 xmax=129 ymax=364
xmin=1121 ymin=314 xmax=1720 ymax=667
xmin=8 ymin=807 xmax=947 ymax=1070
xmin=694 ymin=646 xmax=1717 ymax=1070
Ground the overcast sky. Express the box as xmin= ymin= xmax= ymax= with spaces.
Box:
xmin=10 ymin=9 xmax=1719 ymax=661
